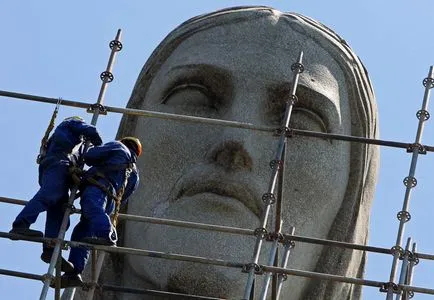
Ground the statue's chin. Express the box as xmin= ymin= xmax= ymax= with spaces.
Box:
xmin=127 ymin=193 xmax=261 ymax=297
xmin=166 ymin=263 xmax=246 ymax=297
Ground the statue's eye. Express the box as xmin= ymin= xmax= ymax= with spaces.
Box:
xmin=266 ymin=99 xmax=327 ymax=133
xmin=162 ymin=83 xmax=219 ymax=117
xmin=290 ymin=107 xmax=327 ymax=133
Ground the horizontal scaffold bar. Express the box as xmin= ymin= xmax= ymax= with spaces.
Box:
xmin=0 ymin=268 xmax=222 ymax=299
xmin=2 ymin=232 xmax=434 ymax=296
xmin=0 ymin=268 xmax=44 ymax=281
xmin=1 ymin=89 xmax=432 ymax=151
xmin=0 ymin=90 xmax=270 ymax=132
xmin=0 ymin=196 xmax=432 ymax=259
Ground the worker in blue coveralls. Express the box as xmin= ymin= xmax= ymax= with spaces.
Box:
xmin=56 ymin=137 xmax=141 ymax=288
xmin=9 ymin=116 xmax=103 ymax=272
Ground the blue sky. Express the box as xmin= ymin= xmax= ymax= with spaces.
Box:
xmin=1 ymin=1 xmax=434 ymax=299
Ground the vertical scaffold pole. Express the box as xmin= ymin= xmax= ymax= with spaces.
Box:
xmin=39 ymin=29 xmax=123 ymax=300
xmin=61 ymin=29 xmax=123 ymax=300
xmin=395 ymin=238 xmax=411 ymax=300
xmin=385 ymin=66 xmax=434 ymax=300
xmin=259 ymin=220 xmax=282 ymax=300
xmin=242 ymin=52 xmax=304 ymax=300
xmin=402 ymin=243 xmax=417 ymax=300
xmin=271 ymin=145 xmax=286 ymax=299
xmin=275 ymin=227 xmax=295 ymax=300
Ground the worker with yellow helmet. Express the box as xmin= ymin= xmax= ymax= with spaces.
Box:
xmin=58 ymin=136 xmax=141 ymax=288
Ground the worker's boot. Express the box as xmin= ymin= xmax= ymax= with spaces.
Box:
xmin=9 ymin=225 xmax=43 ymax=240
xmin=41 ymin=249 xmax=75 ymax=273
xmin=81 ymin=236 xmax=116 ymax=246
xmin=50 ymin=272 xmax=83 ymax=289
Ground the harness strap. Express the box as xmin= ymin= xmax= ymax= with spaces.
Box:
xmin=112 ymin=167 xmax=132 ymax=227
xmin=69 ymin=164 xmax=133 ymax=226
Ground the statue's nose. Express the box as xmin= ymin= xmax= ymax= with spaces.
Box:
xmin=209 ymin=140 xmax=253 ymax=172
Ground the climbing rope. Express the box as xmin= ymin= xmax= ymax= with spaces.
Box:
xmin=112 ymin=167 xmax=132 ymax=227
xmin=36 ymin=98 xmax=62 ymax=164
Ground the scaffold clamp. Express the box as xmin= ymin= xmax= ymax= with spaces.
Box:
xmin=397 ymin=210 xmax=411 ymax=223
xmin=100 ymin=71 xmax=114 ymax=83
xmin=274 ymin=127 xmax=293 ymax=137
xmin=109 ymin=40 xmax=123 ymax=52
xmin=423 ymin=77 xmax=434 ymax=89
xmin=403 ymin=176 xmax=417 ymax=188
xmin=254 ymin=227 xmax=268 ymax=239
xmin=409 ymin=252 xmax=420 ymax=265
xmin=87 ymin=103 xmax=108 ymax=115
xmin=416 ymin=109 xmax=430 ymax=121
xmin=269 ymin=159 xmax=283 ymax=170
xmin=291 ymin=62 xmax=305 ymax=73
xmin=242 ymin=263 xmax=264 ymax=275
xmin=391 ymin=245 xmax=405 ymax=258
xmin=282 ymin=236 xmax=296 ymax=249
xmin=266 ymin=231 xmax=284 ymax=242
xmin=406 ymin=143 xmax=427 ymax=154
xmin=262 ymin=192 xmax=276 ymax=205
xmin=41 ymin=272 xmax=54 ymax=283
xmin=285 ymin=94 xmax=299 ymax=105
xmin=379 ymin=281 xmax=399 ymax=294
xmin=278 ymin=273 xmax=288 ymax=281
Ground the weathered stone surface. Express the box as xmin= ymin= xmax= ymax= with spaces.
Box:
xmin=88 ymin=6 xmax=379 ymax=300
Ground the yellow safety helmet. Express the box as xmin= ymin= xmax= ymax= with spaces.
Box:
xmin=120 ymin=136 xmax=142 ymax=157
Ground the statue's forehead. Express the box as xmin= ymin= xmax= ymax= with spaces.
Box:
xmin=159 ymin=18 xmax=345 ymax=98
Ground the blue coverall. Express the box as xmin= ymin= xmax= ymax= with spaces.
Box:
xmin=68 ymin=141 xmax=139 ymax=274
xmin=12 ymin=118 xmax=102 ymax=248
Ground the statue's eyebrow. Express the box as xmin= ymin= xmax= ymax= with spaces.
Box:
xmin=267 ymin=82 xmax=339 ymax=131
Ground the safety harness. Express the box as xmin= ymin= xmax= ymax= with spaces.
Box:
xmin=70 ymin=163 xmax=134 ymax=226
xmin=37 ymin=98 xmax=62 ymax=164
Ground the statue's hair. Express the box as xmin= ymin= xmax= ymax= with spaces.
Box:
xmin=119 ymin=6 xmax=379 ymax=299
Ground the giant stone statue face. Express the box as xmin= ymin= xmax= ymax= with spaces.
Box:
xmin=116 ymin=7 xmax=378 ymax=300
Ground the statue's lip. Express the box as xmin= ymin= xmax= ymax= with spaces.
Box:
xmin=171 ymin=170 xmax=262 ymax=218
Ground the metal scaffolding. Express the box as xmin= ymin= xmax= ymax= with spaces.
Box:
xmin=1 ymin=30 xmax=434 ymax=300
